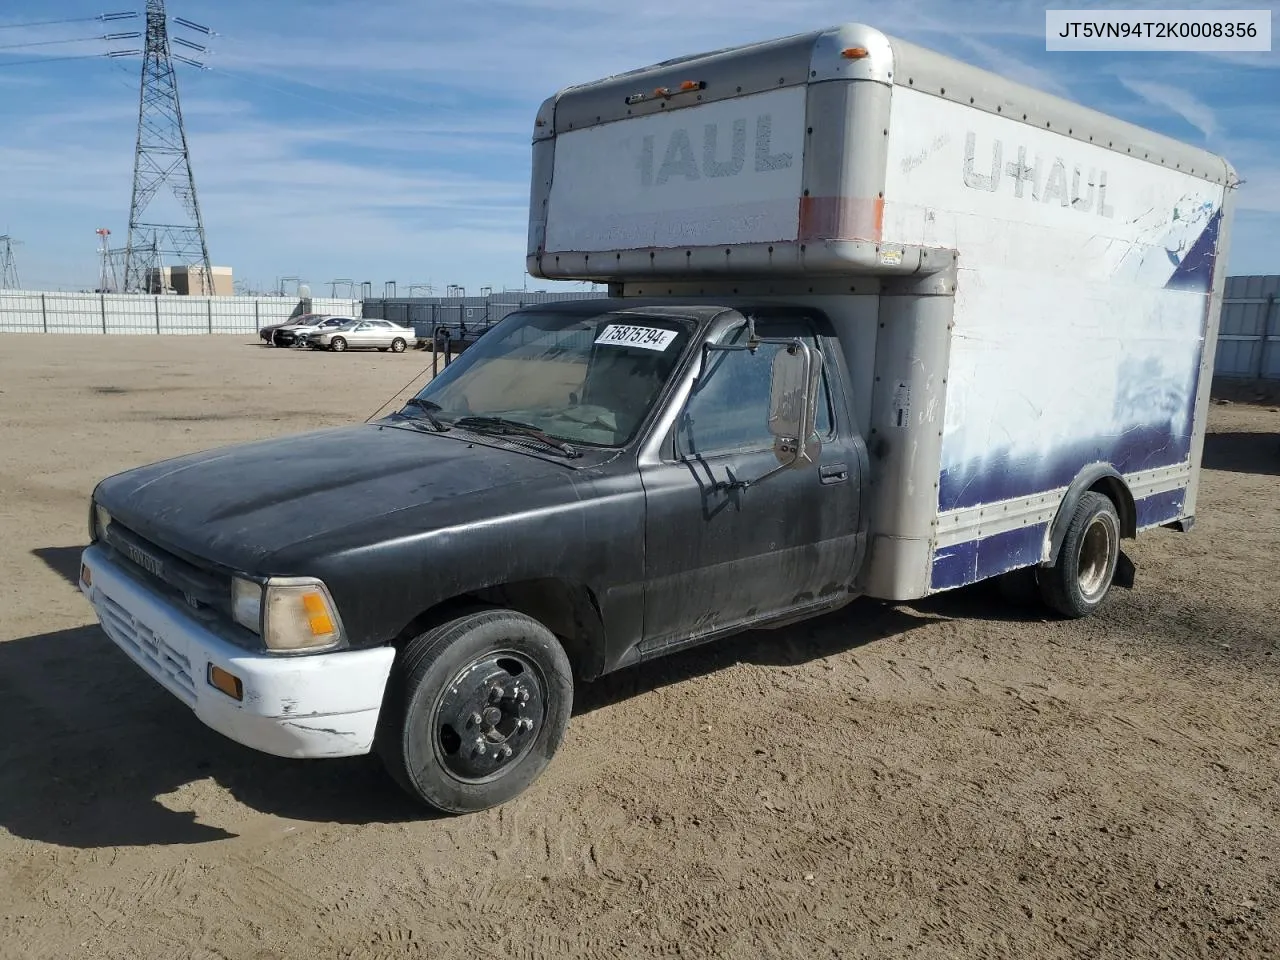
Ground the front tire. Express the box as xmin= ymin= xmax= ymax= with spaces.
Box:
xmin=1038 ymin=492 xmax=1121 ymax=618
xmin=391 ymin=338 xmax=407 ymax=353
xmin=330 ymin=336 xmax=347 ymax=352
xmin=377 ymin=609 xmax=573 ymax=814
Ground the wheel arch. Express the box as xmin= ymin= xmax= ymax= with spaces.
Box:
xmin=390 ymin=578 xmax=608 ymax=681
xmin=1043 ymin=464 xmax=1136 ymax=567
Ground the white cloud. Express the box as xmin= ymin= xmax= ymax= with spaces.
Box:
xmin=1206 ymin=51 xmax=1280 ymax=69
xmin=952 ymin=34 xmax=1073 ymax=98
xmin=1117 ymin=77 xmax=1219 ymax=140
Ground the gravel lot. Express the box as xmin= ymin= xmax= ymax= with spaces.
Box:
xmin=1 ymin=334 xmax=1277 ymax=960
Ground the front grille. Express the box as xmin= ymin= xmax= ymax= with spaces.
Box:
xmin=97 ymin=592 xmax=198 ymax=705
xmin=103 ymin=522 xmax=231 ymax=618
xmin=98 ymin=520 xmax=262 ymax=652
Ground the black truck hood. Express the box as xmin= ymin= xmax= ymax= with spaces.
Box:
xmin=94 ymin=423 xmax=577 ymax=574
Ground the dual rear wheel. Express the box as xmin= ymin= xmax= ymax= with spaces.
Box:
xmin=1000 ymin=491 xmax=1122 ymax=618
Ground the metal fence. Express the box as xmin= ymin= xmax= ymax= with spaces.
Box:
xmin=1216 ymin=275 xmax=1280 ymax=381
xmin=0 ymin=290 xmax=361 ymax=335
xmin=6 ymin=278 xmax=1275 ymax=380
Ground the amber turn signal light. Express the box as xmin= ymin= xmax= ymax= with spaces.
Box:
xmin=208 ymin=664 xmax=244 ymax=701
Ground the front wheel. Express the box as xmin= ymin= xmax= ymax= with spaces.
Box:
xmin=1038 ymin=492 xmax=1121 ymax=618
xmin=390 ymin=338 xmax=407 ymax=353
xmin=376 ymin=609 xmax=573 ymax=813
xmin=329 ymin=336 xmax=347 ymax=352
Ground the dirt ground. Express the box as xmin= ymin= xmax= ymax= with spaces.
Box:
xmin=0 ymin=334 xmax=1277 ymax=960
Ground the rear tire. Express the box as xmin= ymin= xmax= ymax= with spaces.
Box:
xmin=330 ymin=337 xmax=347 ymax=352
xmin=391 ymin=338 xmax=407 ymax=353
xmin=376 ymin=609 xmax=573 ymax=814
xmin=1038 ymin=492 xmax=1121 ymax=619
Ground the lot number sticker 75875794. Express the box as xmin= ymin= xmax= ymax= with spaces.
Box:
xmin=594 ymin=324 xmax=678 ymax=351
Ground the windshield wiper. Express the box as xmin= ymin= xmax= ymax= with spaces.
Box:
xmin=400 ymin=397 xmax=450 ymax=432
xmin=452 ymin=416 xmax=581 ymax=458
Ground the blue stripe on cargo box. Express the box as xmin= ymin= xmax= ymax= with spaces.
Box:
xmin=1135 ymin=488 xmax=1187 ymax=529
xmin=930 ymin=523 xmax=1048 ymax=592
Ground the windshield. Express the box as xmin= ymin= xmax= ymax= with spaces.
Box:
xmin=402 ymin=309 xmax=694 ymax=447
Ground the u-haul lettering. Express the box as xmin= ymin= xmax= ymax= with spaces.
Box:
xmin=962 ymin=132 xmax=1115 ymax=218
xmin=638 ymin=114 xmax=794 ymax=187
xmin=542 ymin=86 xmax=808 ymax=252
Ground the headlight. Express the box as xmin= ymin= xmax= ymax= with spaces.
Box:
xmin=231 ymin=577 xmax=263 ymax=632
xmin=232 ymin=576 xmax=344 ymax=652
xmin=91 ymin=502 xmax=112 ymax=542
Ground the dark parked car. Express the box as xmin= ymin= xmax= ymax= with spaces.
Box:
xmin=259 ymin=313 xmax=325 ymax=346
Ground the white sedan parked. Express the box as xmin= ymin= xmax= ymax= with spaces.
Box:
xmin=308 ymin=319 xmax=413 ymax=353
xmin=282 ymin=315 xmax=358 ymax=347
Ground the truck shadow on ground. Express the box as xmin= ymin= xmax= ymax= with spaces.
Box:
xmin=574 ymin=585 xmax=1035 ymax=716
xmin=1201 ymin=431 xmax=1280 ymax=477
xmin=32 ymin=545 xmax=85 ymax=586
xmin=13 ymin=547 xmax=1036 ymax=848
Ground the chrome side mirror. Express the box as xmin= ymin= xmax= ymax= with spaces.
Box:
xmin=767 ymin=340 xmax=822 ymax=468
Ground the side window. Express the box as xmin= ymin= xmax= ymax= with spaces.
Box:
xmin=675 ymin=322 xmax=834 ymax=459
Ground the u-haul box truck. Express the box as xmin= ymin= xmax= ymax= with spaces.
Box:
xmin=77 ymin=23 xmax=1236 ymax=813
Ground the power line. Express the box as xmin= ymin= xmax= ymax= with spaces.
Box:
xmin=0 ymin=13 xmax=137 ymax=31
xmin=204 ymin=65 xmax=386 ymax=120
xmin=0 ymin=51 xmax=137 ymax=69
xmin=206 ymin=63 xmax=486 ymax=124
xmin=0 ymin=32 xmax=140 ymax=52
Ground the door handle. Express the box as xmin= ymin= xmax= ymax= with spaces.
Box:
xmin=819 ymin=462 xmax=849 ymax=484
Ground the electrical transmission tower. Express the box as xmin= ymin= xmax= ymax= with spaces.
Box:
xmin=123 ymin=0 xmax=212 ymax=294
xmin=96 ymin=228 xmax=120 ymax=293
xmin=0 ymin=236 xmax=20 ymax=290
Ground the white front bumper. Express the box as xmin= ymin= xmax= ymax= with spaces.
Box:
xmin=79 ymin=544 xmax=396 ymax=759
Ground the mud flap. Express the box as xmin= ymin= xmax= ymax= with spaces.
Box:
xmin=1112 ymin=549 xmax=1136 ymax=590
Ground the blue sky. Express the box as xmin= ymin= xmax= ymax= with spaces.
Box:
xmin=0 ymin=0 xmax=1276 ymax=293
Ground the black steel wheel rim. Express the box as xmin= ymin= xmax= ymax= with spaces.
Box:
xmin=431 ymin=650 xmax=547 ymax=783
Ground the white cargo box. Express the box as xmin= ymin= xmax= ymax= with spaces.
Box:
xmin=528 ymin=24 xmax=1233 ymax=283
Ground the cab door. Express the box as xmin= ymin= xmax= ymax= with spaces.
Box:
xmin=638 ymin=312 xmax=864 ymax=655
xmin=348 ymin=321 xmax=379 ymax=348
